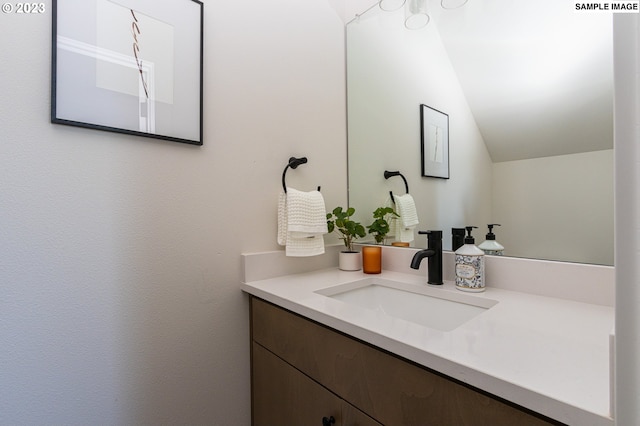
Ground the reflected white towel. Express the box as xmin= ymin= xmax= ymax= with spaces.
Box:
xmin=392 ymin=193 xmax=419 ymax=243
xmin=390 ymin=216 xmax=416 ymax=243
xmin=384 ymin=196 xmax=396 ymax=238
xmin=277 ymin=188 xmax=328 ymax=257
xmin=394 ymin=194 xmax=419 ymax=228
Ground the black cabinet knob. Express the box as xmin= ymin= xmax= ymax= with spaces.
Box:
xmin=322 ymin=415 xmax=336 ymax=426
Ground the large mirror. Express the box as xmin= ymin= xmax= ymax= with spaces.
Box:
xmin=347 ymin=0 xmax=614 ymax=265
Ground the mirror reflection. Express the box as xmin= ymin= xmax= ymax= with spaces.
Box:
xmin=347 ymin=0 xmax=614 ymax=265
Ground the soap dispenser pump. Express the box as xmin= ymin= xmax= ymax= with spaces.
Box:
xmin=454 ymin=226 xmax=485 ymax=292
xmin=478 ymin=224 xmax=504 ymax=256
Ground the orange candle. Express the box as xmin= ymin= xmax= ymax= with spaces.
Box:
xmin=391 ymin=242 xmax=410 ymax=247
xmin=362 ymin=245 xmax=382 ymax=274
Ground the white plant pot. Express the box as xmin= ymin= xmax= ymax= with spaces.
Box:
xmin=339 ymin=251 xmax=362 ymax=271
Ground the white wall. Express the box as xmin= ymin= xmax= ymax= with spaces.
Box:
xmin=493 ymin=150 xmax=614 ymax=265
xmin=347 ymin=7 xmax=493 ymax=248
xmin=613 ymin=12 xmax=640 ymax=425
xmin=0 ymin=0 xmax=347 ymax=424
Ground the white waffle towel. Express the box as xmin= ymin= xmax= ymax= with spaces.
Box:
xmin=277 ymin=188 xmax=328 ymax=257
xmin=392 ymin=193 xmax=419 ymax=242
xmin=383 ymin=196 xmax=396 ymax=238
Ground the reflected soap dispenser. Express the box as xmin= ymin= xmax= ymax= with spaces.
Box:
xmin=478 ymin=224 xmax=504 ymax=256
xmin=451 ymin=227 xmax=466 ymax=252
xmin=455 ymin=226 xmax=485 ymax=292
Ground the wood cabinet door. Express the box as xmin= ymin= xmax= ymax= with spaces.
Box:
xmin=252 ymin=342 xmax=381 ymax=426
xmin=342 ymin=401 xmax=382 ymax=426
xmin=252 ymin=341 xmax=341 ymax=426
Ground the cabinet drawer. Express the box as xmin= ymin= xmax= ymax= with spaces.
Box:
xmin=252 ymin=342 xmax=381 ymax=426
xmin=251 ymin=297 xmax=560 ymax=426
xmin=252 ymin=341 xmax=340 ymax=425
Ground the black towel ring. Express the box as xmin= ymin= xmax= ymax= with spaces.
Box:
xmin=384 ymin=170 xmax=409 ymax=204
xmin=282 ymin=157 xmax=321 ymax=193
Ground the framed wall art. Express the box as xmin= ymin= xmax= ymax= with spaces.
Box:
xmin=51 ymin=0 xmax=204 ymax=145
xmin=420 ymin=104 xmax=449 ymax=179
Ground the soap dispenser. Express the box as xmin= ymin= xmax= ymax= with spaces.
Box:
xmin=455 ymin=226 xmax=485 ymax=292
xmin=478 ymin=224 xmax=504 ymax=256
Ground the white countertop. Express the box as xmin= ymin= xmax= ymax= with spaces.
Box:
xmin=241 ymin=267 xmax=614 ymax=426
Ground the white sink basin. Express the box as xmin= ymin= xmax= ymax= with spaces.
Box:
xmin=315 ymin=278 xmax=498 ymax=331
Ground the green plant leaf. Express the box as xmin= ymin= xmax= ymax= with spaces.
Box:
xmin=366 ymin=206 xmax=398 ymax=244
xmin=326 ymin=206 xmax=363 ymax=251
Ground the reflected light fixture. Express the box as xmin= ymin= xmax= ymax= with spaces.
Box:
xmin=380 ymin=0 xmax=470 ymax=30
xmin=441 ymin=0 xmax=468 ymax=9
xmin=405 ymin=0 xmax=430 ymax=30
xmin=379 ymin=0 xmax=406 ymax=12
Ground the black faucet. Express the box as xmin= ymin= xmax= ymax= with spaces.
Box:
xmin=410 ymin=230 xmax=443 ymax=285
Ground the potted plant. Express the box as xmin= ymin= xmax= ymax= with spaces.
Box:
xmin=362 ymin=207 xmax=399 ymax=274
xmin=327 ymin=206 xmax=366 ymax=271
xmin=367 ymin=206 xmax=399 ymax=244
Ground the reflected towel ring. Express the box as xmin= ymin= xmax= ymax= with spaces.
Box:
xmin=282 ymin=157 xmax=321 ymax=193
xmin=384 ymin=170 xmax=409 ymax=203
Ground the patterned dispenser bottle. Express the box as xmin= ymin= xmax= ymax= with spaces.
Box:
xmin=455 ymin=226 xmax=485 ymax=292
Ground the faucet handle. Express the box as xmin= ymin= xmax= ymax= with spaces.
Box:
xmin=418 ymin=230 xmax=443 ymax=237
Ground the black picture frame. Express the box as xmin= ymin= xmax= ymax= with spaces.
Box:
xmin=420 ymin=104 xmax=450 ymax=179
xmin=51 ymin=0 xmax=204 ymax=146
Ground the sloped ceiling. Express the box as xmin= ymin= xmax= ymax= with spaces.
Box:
xmin=346 ymin=0 xmax=614 ymax=162
xmin=431 ymin=0 xmax=614 ymax=162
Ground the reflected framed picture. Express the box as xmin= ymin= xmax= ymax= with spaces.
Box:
xmin=51 ymin=0 xmax=204 ymax=145
xmin=420 ymin=104 xmax=449 ymax=179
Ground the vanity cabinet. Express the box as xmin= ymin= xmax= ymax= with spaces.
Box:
xmin=250 ymin=296 xmax=563 ymax=426
xmin=253 ymin=342 xmax=381 ymax=425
